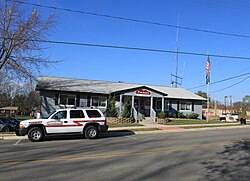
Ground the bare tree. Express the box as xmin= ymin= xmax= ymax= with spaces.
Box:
xmin=0 ymin=0 xmax=56 ymax=80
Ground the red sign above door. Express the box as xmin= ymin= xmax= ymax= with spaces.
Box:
xmin=135 ymin=89 xmax=151 ymax=96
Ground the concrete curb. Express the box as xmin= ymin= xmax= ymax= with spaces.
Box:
xmin=0 ymin=135 xmax=28 ymax=140
xmin=1 ymin=125 xmax=250 ymax=141
xmin=134 ymin=125 xmax=250 ymax=134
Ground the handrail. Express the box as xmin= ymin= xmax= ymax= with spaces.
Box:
xmin=132 ymin=107 xmax=138 ymax=122
xmin=150 ymin=108 xmax=157 ymax=122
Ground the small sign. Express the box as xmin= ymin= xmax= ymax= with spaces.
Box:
xmin=135 ymin=89 xmax=151 ymax=96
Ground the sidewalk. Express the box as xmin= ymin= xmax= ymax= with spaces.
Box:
xmin=110 ymin=120 xmax=250 ymax=131
xmin=1 ymin=122 xmax=250 ymax=140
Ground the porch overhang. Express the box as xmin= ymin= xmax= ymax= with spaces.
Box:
xmin=111 ymin=86 xmax=168 ymax=97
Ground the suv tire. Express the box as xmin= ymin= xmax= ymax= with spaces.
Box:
xmin=28 ymin=127 xmax=44 ymax=142
xmin=85 ymin=125 xmax=98 ymax=139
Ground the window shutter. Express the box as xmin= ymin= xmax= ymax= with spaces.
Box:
xmin=55 ymin=94 xmax=59 ymax=105
xmin=177 ymin=101 xmax=180 ymax=111
xmin=76 ymin=95 xmax=80 ymax=107
xmin=192 ymin=102 xmax=194 ymax=111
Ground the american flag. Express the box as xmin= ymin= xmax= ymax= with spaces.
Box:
xmin=206 ymin=55 xmax=210 ymax=84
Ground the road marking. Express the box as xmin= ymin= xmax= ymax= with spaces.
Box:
xmin=124 ymin=135 xmax=137 ymax=140
xmin=14 ymin=139 xmax=22 ymax=145
xmin=0 ymin=140 xmax=232 ymax=164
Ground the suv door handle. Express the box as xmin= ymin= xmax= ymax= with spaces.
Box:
xmin=64 ymin=121 xmax=68 ymax=123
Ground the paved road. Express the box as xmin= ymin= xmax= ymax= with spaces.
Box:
xmin=1 ymin=128 xmax=250 ymax=181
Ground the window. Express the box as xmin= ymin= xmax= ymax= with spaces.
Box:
xmin=164 ymin=100 xmax=169 ymax=110
xmin=100 ymin=97 xmax=107 ymax=107
xmin=52 ymin=111 xmax=67 ymax=119
xmin=70 ymin=110 xmax=85 ymax=118
xmin=59 ymin=95 xmax=76 ymax=105
xmin=86 ymin=110 xmax=101 ymax=118
xmin=180 ymin=102 xmax=192 ymax=111
xmin=91 ymin=96 xmax=107 ymax=107
xmin=156 ymin=98 xmax=162 ymax=110
xmin=92 ymin=97 xmax=98 ymax=107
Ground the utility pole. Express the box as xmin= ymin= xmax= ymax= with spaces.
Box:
xmin=224 ymin=96 xmax=227 ymax=114
xmin=224 ymin=96 xmax=233 ymax=114
xmin=215 ymin=97 xmax=217 ymax=116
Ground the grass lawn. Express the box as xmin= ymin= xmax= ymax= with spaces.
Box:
xmin=0 ymin=132 xmax=15 ymax=134
xmin=130 ymin=128 xmax=161 ymax=131
xmin=162 ymin=119 xmax=234 ymax=125
xmin=107 ymin=122 xmax=144 ymax=127
xmin=16 ymin=116 xmax=33 ymax=121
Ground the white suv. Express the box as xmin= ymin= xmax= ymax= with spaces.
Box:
xmin=15 ymin=108 xmax=108 ymax=142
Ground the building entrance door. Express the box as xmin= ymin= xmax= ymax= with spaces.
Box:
xmin=134 ymin=97 xmax=150 ymax=117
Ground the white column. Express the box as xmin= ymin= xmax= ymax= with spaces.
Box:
xmin=150 ymin=96 xmax=153 ymax=117
xmin=119 ymin=94 xmax=123 ymax=117
xmin=162 ymin=97 xmax=164 ymax=112
xmin=131 ymin=95 xmax=135 ymax=116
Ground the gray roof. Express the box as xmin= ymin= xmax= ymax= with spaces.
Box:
xmin=36 ymin=76 xmax=206 ymax=101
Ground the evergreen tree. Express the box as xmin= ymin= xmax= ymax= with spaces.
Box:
xmin=122 ymin=102 xmax=131 ymax=118
xmin=106 ymin=95 xmax=117 ymax=117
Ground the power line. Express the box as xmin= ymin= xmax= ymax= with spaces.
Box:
xmin=187 ymin=72 xmax=250 ymax=90
xmin=193 ymin=0 xmax=250 ymax=12
xmin=3 ymin=36 xmax=250 ymax=60
xmin=211 ymin=75 xmax=250 ymax=93
xmin=14 ymin=0 xmax=250 ymax=39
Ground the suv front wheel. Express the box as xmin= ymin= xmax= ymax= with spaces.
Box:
xmin=28 ymin=127 xmax=44 ymax=142
xmin=85 ymin=125 xmax=98 ymax=139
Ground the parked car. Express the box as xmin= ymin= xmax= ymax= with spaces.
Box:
xmin=16 ymin=108 xmax=108 ymax=142
xmin=8 ymin=117 xmax=20 ymax=125
xmin=219 ymin=113 xmax=227 ymax=121
xmin=231 ymin=113 xmax=239 ymax=122
xmin=0 ymin=117 xmax=16 ymax=132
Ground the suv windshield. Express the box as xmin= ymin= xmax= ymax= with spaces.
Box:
xmin=42 ymin=111 xmax=56 ymax=119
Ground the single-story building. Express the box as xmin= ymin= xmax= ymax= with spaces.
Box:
xmin=202 ymin=105 xmax=239 ymax=117
xmin=0 ymin=106 xmax=18 ymax=115
xmin=36 ymin=76 xmax=206 ymax=121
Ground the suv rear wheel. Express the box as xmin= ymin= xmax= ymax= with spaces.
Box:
xmin=28 ymin=127 xmax=44 ymax=142
xmin=85 ymin=125 xmax=98 ymax=139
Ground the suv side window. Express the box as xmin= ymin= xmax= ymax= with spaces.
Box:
xmin=70 ymin=110 xmax=85 ymax=118
xmin=86 ymin=110 xmax=101 ymax=118
xmin=52 ymin=111 xmax=67 ymax=119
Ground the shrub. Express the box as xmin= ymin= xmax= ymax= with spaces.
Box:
xmin=158 ymin=111 xmax=166 ymax=119
xmin=122 ymin=102 xmax=131 ymax=118
xmin=186 ymin=113 xmax=199 ymax=119
xmin=177 ymin=112 xmax=186 ymax=118
xmin=168 ymin=112 xmax=176 ymax=118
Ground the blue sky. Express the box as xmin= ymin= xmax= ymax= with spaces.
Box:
xmin=23 ymin=0 xmax=250 ymax=102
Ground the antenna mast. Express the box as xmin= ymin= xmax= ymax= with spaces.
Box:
xmin=171 ymin=14 xmax=182 ymax=87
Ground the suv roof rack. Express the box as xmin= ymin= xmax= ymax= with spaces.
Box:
xmin=59 ymin=105 xmax=77 ymax=109
xmin=59 ymin=105 xmax=97 ymax=109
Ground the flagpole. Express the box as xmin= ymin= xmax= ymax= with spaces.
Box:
xmin=206 ymin=54 xmax=210 ymax=122
xmin=207 ymin=81 xmax=210 ymax=122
